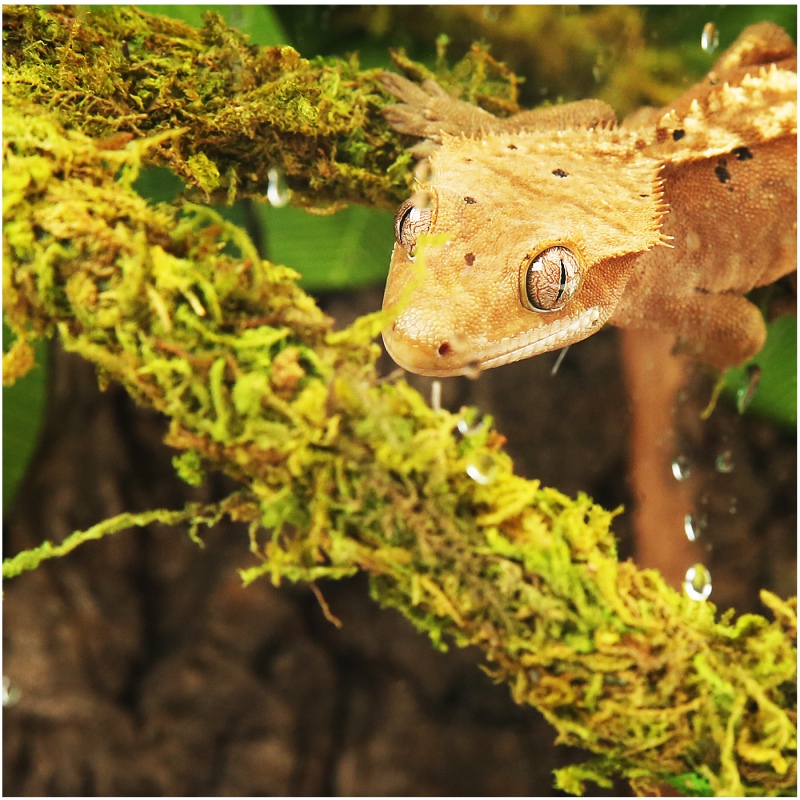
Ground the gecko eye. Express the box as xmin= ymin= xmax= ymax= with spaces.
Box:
xmin=523 ymin=246 xmax=581 ymax=312
xmin=394 ymin=193 xmax=434 ymax=255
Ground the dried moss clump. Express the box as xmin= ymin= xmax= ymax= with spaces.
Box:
xmin=3 ymin=83 xmax=796 ymax=798
xmin=1 ymin=4 xmax=523 ymax=211
xmin=0 ymin=4 xmax=399 ymax=208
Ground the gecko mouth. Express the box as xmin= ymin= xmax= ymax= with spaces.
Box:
xmin=383 ymin=305 xmax=603 ymax=377
xmin=478 ymin=306 xmax=603 ymax=370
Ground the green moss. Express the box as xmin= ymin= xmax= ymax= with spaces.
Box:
xmin=2 ymin=6 xmax=796 ymax=797
xmin=1 ymin=5 xmax=520 ymax=210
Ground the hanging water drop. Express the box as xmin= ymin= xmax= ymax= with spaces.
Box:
xmin=684 ymin=514 xmax=707 ymax=542
xmin=684 ymin=564 xmax=713 ymax=601
xmin=430 ymin=379 xmax=442 ymax=412
xmin=456 ymin=407 xmax=486 ymax=437
xmin=671 ymin=455 xmax=692 ymax=481
xmin=715 ymin=450 xmax=734 ymax=474
xmin=267 ymin=165 xmax=291 ymax=208
xmin=551 ymin=345 xmax=570 ymax=376
xmin=466 ymin=453 xmax=497 ymax=485
xmin=463 ymin=360 xmax=484 ymax=381
xmin=3 ymin=676 xmax=21 ymax=708
xmin=736 ymin=364 xmax=762 ymax=414
xmin=701 ymin=22 xmax=719 ymax=54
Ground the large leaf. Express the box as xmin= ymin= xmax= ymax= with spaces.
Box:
xmin=724 ymin=316 xmax=797 ymax=429
xmin=146 ymin=5 xmax=287 ymax=47
xmin=3 ymin=326 xmax=47 ymax=510
xmin=259 ymin=204 xmax=395 ymax=291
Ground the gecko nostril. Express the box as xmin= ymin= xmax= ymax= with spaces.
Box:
xmin=437 ymin=342 xmax=452 ymax=357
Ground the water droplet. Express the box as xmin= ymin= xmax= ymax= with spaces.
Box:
xmin=701 ymin=22 xmax=719 ymax=54
xmin=463 ymin=360 xmax=484 ymax=380
xmin=715 ymin=450 xmax=734 ymax=474
xmin=430 ymin=379 xmax=442 ymax=412
xmin=550 ymin=345 xmax=570 ymax=376
xmin=466 ymin=453 xmax=497 ymax=485
xmin=671 ymin=455 xmax=692 ymax=481
xmin=413 ymin=158 xmax=433 ymax=183
xmin=736 ymin=364 xmax=762 ymax=414
xmin=456 ymin=407 xmax=486 ymax=437
xmin=684 ymin=514 xmax=707 ymax=542
xmin=684 ymin=563 xmax=713 ymax=601
xmin=592 ymin=50 xmax=609 ymax=84
xmin=3 ymin=676 xmax=21 ymax=708
xmin=267 ymin=165 xmax=291 ymax=208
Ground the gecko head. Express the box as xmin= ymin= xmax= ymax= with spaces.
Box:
xmin=382 ymin=131 xmax=666 ymax=377
xmin=382 ymin=218 xmax=628 ymax=376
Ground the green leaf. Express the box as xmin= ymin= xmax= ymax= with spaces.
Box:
xmin=724 ymin=316 xmax=797 ymax=429
xmin=3 ymin=325 xmax=48 ymax=510
xmin=146 ymin=5 xmax=288 ymax=46
xmin=259 ymin=204 xmax=395 ymax=291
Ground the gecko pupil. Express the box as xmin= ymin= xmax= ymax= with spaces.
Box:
xmin=557 ymin=259 xmax=567 ymax=300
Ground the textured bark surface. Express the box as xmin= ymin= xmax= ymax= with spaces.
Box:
xmin=3 ymin=288 xmax=795 ymax=796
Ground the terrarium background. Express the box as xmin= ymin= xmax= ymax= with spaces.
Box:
xmin=3 ymin=5 xmax=796 ymax=795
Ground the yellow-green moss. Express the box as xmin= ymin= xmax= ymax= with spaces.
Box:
xmin=2 ymin=7 xmax=796 ymax=797
xmin=1 ymin=5 xmax=521 ymax=210
xmin=3 ymin=97 xmax=796 ymax=798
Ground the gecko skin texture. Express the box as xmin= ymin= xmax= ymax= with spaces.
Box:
xmin=382 ymin=23 xmax=797 ymax=376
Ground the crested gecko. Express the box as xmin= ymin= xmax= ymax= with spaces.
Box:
xmin=380 ymin=23 xmax=797 ymax=376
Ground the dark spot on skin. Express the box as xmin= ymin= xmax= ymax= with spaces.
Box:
xmin=438 ymin=342 xmax=451 ymax=357
xmin=552 ymin=168 xmax=568 ymax=178
xmin=714 ymin=159 xmax=731 ymax=184
xmin=464 ymin=252 xmax=475 ymax=266
xmin=507 ymin=143 xmax=517 ymax=150
xmin=464 ymin=158 xmax=472 ymax=163
xmin=733 ymin=146 xmax=753 ymax=161
xmin=640 ymin=194 xmax=649 ymax=198
xmin=672 ymin=129 xmax=685 ymax=141
xmin=464 ymin=196 xmax=476 ymax=204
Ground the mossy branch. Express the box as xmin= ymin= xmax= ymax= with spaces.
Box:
xmin=2 ymin=6 xmax=796 ymax=797
xmin=1 ymin=4 xmax=519 ymax=210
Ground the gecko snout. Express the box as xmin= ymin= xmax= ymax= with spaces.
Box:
xmin=382 ymin=313 xmax=468 ymax=377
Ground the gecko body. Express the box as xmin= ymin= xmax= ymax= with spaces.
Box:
xmin=381 ymin=23 xmax=797 ymax=375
